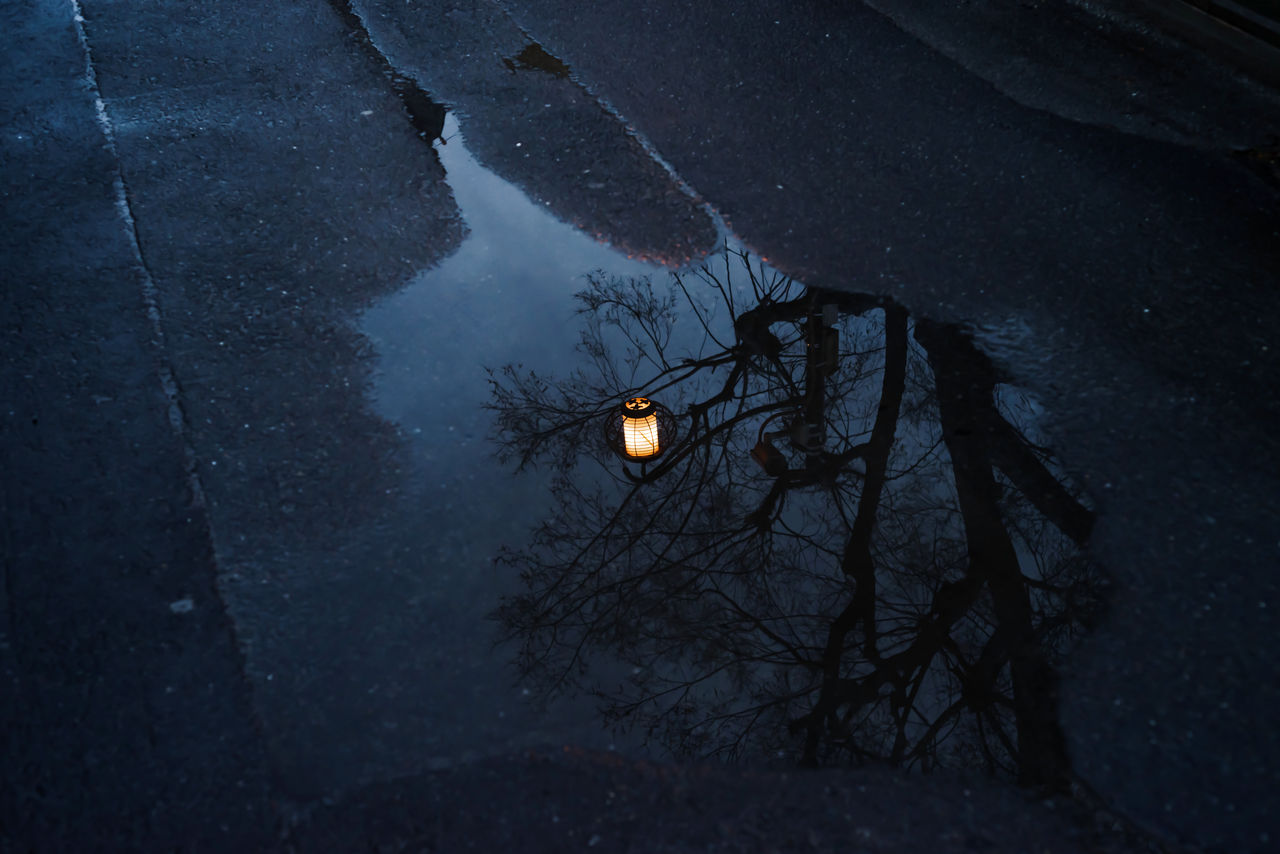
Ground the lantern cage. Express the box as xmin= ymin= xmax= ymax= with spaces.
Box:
xmin=603 ymin=396 xmax=679 ymax=462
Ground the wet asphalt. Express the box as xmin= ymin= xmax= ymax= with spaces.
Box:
xmin=3 ymin=0 xmax=1279 ymax=851
xmin=491 ymin=1 xmax=1280 ymax=849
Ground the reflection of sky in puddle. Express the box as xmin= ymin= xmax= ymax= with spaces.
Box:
xmin=358 ymin=113 xmax=671 ymax=757
xmin=365 ymin=113 xmax=658 ymax=450
xmin=357 ymin=115 xmax=1094 ymax=776
xmin=361 ymin=112 xmax=663 ymax=609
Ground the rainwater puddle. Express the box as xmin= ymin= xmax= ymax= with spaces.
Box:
xmin=363 ymin=112 xmax=660 ymax=551
xmin=359 ymin=113 xmax=667 ymax=759
xmin=362 ymin=112 xmax=1102 ymax=782
xmin=482 ymin=257 xmax=1104 ymax=776
xmin=364 ymin=113 xmax=658 ymax=435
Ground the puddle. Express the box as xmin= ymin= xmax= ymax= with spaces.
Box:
xmin=363 ymin=111 xmax=659 ymax=468
xmin=486 ymin=253 xmax=1100 ymax=783
xmin=359 ymin=112 xmax=667 ymax=760
xmin=503 ymin=42 xmax=572 ymax=79
xmin=364 ymin=108 xmax=1103 ymax=783
xmin=483 ymin=253 xmax=1103 ymax=781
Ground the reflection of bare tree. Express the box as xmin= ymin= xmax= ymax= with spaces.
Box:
xmin=489 ymin=250 xmax=1102 ymax=790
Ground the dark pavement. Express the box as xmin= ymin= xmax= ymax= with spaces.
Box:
xmin=477 ymin=7 xmax=1280 ymax=847
xmin=3 ymin=0 xmax=1278 ymax=851
xmin=1 ymin=1 xmax=275 ymax=848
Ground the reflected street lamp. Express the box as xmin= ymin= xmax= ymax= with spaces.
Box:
xmin=604 ymin=396 xmax=677 ymax=464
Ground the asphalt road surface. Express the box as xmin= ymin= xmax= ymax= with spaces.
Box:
xmin=3 ymin=0 xmax=1278 ymax=851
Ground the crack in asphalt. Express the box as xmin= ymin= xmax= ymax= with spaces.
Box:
xmin=326 ymin=0 xmax=450 ymax=146
xmin=65 ymin=3 xmax=276 ymax=765
xmin=69 ymin=0 xmax=208 ymax=514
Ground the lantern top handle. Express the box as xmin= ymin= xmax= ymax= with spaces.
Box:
xmin=622 ymin=397 xmax=655 ymax=416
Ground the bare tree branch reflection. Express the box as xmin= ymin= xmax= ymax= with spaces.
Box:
xmin=488 ymin=249 xmax=1103 ymax=790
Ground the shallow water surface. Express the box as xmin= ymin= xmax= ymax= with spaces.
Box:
xmin=364 ymin=112 xmax=660 ymax=463
xmin=356 ymin=113 xmax=668 ymax=764
xmin=360 ymin=112 xmax=1100 ymax=783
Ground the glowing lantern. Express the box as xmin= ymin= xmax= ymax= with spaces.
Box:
xmin=604 ymin=396 xmax=677 ymax=463
xmin=622 ymin=401 xmax=660 ymax=457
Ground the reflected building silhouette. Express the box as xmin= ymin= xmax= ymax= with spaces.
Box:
xmin=489 ymin=249 xmax=1103 ymax=791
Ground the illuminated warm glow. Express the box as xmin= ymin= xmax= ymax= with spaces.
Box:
xmin=623 ymin=413 xmax=660 ymax=458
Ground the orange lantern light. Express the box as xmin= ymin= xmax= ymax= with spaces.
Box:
xmin=604 ymin=396 xmax=676 ymax=462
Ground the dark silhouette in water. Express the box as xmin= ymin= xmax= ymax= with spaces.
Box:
xmin=396 ymin=80 xmax=447 ymax=145
xmin=503 ymin=42 xmax=573 ymax=79
xmin=488 ymin=249 xmax=1102 ymax=791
